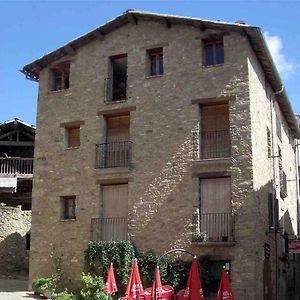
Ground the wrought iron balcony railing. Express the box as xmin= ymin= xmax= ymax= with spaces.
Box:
xmin=91 ymin=217 xmax=128 ymax=241
xmin=0 ymin=157 xmax=34 ymax=175
xmin=95 ymin=141 xmax=132 ymax=168
xmin=104 ymin=75 xmax=127 ymax=102
xmin=192 ymin=211 xmax=234 ymax=243
xmin=193 ymin=130 xmax=231 ymax=160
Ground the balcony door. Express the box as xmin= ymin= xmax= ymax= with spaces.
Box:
xmin=201 ymin=104 xmax=230 ymax=159
xmin=102 ymin=184 xmax=128 ymax=240
xmin=105 ymin=115 xmax=130 ymax=167
xmin=200 ymin=177 xmax=232 ymax=241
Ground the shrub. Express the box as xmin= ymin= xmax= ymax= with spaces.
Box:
xmin=51 ymin=290 xmax=74 ymax=300
xmin=32 ymin=277 xmax=53 ymax=290
xmin=80 ymin=272 xmax=107 ymax=300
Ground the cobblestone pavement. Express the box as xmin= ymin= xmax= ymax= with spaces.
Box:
xmin=0 ymin=278 xmax=40 ymax=300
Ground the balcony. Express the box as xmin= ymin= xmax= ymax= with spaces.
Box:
xmin=192 ymin=211 xmax=234 ymax=244
xmin=0 ymin=157 xmax=33 ymax=175
xmin=95 ymin=141 xmax=132 ymax=169
xmin=91 ymin=217 xmax=128 ymax=241
xmin=193 ymin=130 xmax=231 ymax=160
xmin=104 ymin=75 xmax=127 ymax=102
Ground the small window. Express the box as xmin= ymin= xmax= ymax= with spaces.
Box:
xmin=25 ymin=232 xmax=30 ymax=251
xmin=65 ymin=126 xmax=80 ymax=148
xmin=267 ymin=128 xmax=271 ymax=157
xmin=147 ymin=48 xmax=163 ymax=76
xmin=51 ymin=62 xmax=70 ymax=91
xmin=61 ymin=196 xmax=76 ymax=220
xmin=276 ymin=114 xmax=282 ymax=141
xmin=203 ymin=39 xmax=224 ymax=66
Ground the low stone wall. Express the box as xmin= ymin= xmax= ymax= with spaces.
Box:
xmin=0 ymin=204 xmax=31 ymax=276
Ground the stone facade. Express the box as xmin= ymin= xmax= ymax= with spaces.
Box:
xmin=0 ymin=205 xmax=31 ymax=276
xmin=24 ymin=12 xmax=299 ymax=300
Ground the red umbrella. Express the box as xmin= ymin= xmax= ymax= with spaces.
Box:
xmin=151 ymin=266 xmax=163 ymax=300
xmin=183 ymin=256 xmax=205 ymax=300
xmin=125 ymin=258 xmax=144 ymax=300
xmin=104 ymin=262 xmax=118 ymax=293
xmin=217 ymin=269 xmax=234 ymax=300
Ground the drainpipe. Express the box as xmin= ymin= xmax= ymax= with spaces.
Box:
xmin=270 ymin=87 xmax=284 ymax=300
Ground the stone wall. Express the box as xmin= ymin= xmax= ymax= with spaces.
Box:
xmin=0 ymin=204 xmax=31 ymax=276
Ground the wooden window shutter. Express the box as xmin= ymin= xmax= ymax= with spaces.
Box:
xmin=106 ymin=115 xmax=130 ymax=142
xmin=68 ymin=127 xmax=80 ymax=147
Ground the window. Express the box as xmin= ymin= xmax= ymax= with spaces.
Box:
xmin=199 ymin=177 xmax=232 ymax=242
xmin=203 ymin=39 xmax=224 ymax=66
xmin=276 ymin=114 xmax=282 ymax=141
xmin=147 ymin=48 xmax=163 ymax=76
xmin=25 ymin=232 xmax=30 ymax=251
xmin=61 ymin=196 xmax=76 ymax=220
xmin=267 ymin=128 xmax=272 ymax=157
xmin=51 ymin=62 xmax=70 ymax=91
xmin=100 ymin=184 xmax=128 ymax=240
xmin=65 ymin=126 xmax=80 ymax=148
xmin=278 ymin=147 xmax=287 ymax=198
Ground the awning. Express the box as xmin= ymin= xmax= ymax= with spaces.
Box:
xmin=0 ymin=177 xmax=17 ymax=193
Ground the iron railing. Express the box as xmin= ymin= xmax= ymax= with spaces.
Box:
xmin=91 ymin=217 xmax=128 ymax=241
xmin=104 ymin=75 xmax=127 ymax=102
xmin=95 ymin=141 xmax=132 ymax=168
xmin=193 ymin=130 xmax=231 ymax=160
xmin=192 ymin=212 xmax=234 ymax=243
xmin=0 ymin=157 xmax=34 ymax=175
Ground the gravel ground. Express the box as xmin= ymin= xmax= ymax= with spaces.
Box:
xmin=0 ymin=278 xmax=40 ymax=300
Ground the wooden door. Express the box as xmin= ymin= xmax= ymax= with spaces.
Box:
xmin=102 ymin=184 xmax=128 ymax=240
xmin=106 ymin=115 xmax=130 ymax=167
xmin=201 ymin=105 xmax=230 ymax=158
xmin=200 ymin=177 xmax=231 ymax=241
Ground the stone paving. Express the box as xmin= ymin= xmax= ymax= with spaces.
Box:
xmin=0 ymin=278 xmax=40 ymax=300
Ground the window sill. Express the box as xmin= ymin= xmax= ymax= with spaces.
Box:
xmin=202 ymin=64 xmax=224 ymax=69
xmin=146 ymin=75 xmax=163 ymax=79
xmin=64 ymin=146 xmax=80 ymax=150
xmin=48 ymin=88 xmax=70 ymax=94
xmin=60 ymin=218 xmax=76 ymax=222
xmin=104 ymin=99 xmax=127 ymax=104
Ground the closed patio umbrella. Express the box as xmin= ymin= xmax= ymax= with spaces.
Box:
xmin=151 ymin=266 xmax=163 ymax=300
xmin=125 ymin=258 xmax=144 ymax=300
xmin=104 ymin=262 xmax=118 ymax=294
xmin=216 ymin=268 xmax=234 ymax=300
xmin=183 ymin=256 xmax=205 ymax=300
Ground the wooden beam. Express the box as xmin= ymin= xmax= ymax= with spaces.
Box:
xmin=93 ymin=30 xmax=105 ymax=41
xmin=198 ymin=22 xmax=206 ymax=32
xmin=128 ymin=13 xmax=138 ymax=25
xmin=64 ymin=45 xmax=76 ymax=56
xmin=165 ymin=18 xmax=172 ymax=28
xmin=0 ymin=141 xmax=34 ymax=146
xmin=0 ymin=130 xmax=17 ymax=140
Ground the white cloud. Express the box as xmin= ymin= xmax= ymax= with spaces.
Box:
xmin=264 ymin=32 xmax=295 ymax=79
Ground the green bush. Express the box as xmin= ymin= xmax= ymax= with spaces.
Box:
xmin=85 ymin=241 xmax=136 ymax=284
xmin=80 ymin=272 xmax=108 ymax=300
xmin=51 ymin=290 xmax=74 ymax=300
xmin=32 ymin=277 xmax=53 ymax=290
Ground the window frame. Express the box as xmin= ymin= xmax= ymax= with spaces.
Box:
xmin=65 ymin=126 xmax=80 ymax=148
xmin=203 ymin=39 xmax=224 ymax=66
xmin=147 ymin=48 xmax=164 ymax=77
xmin=61 ymin=196 xmax=76 ymax=220
xmin=50 ymin=61 xmax=70 ymax=92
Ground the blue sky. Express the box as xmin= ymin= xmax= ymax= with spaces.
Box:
xmin=0 ymin=0 xmax=299 ymax=125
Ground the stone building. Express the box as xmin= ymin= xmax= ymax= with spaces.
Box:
xmin=22 ymin=11 xmax=300 ymax=300
xmin=0 ymin=118 xmax=35 ymax=276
